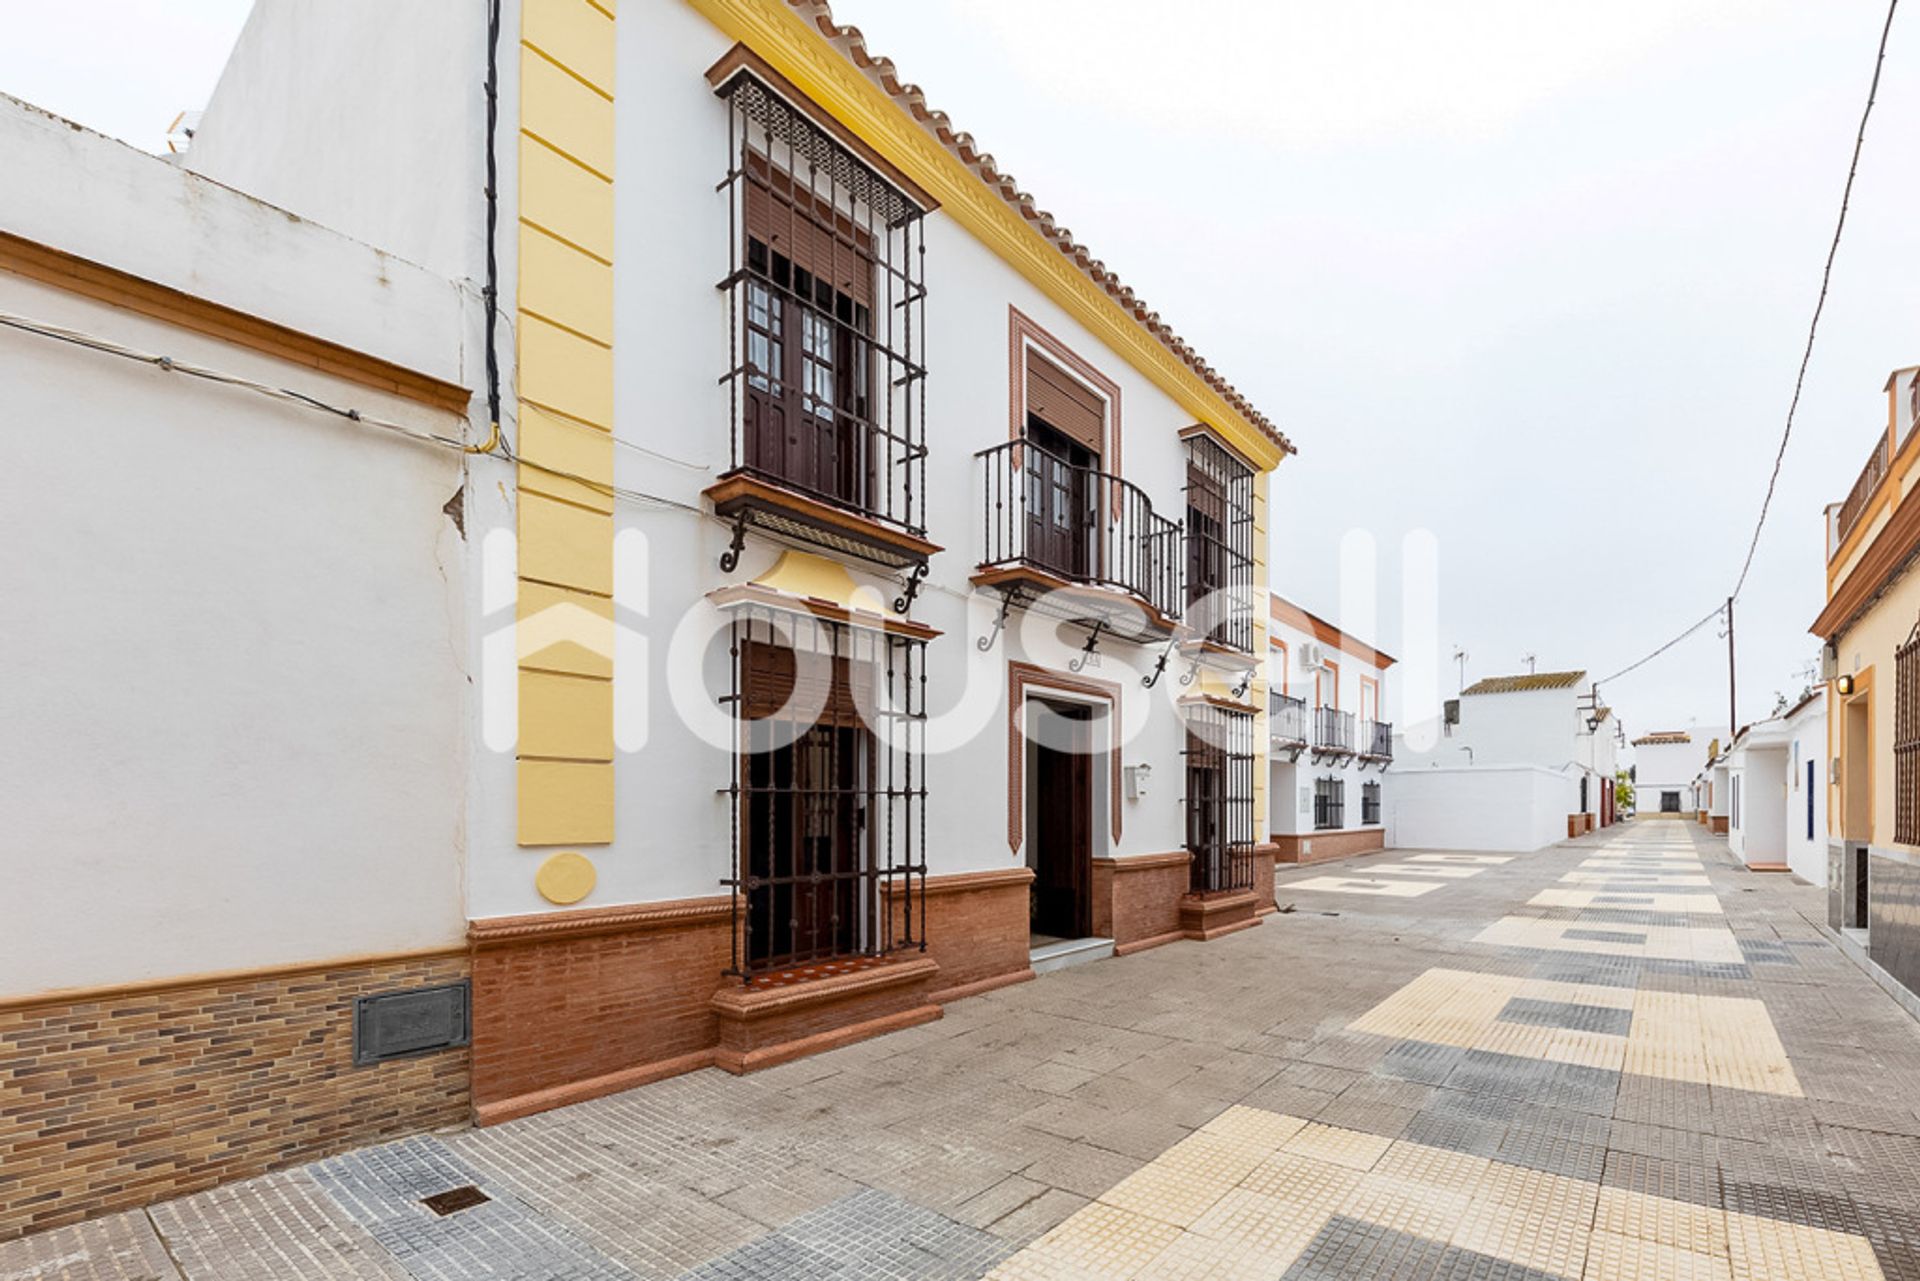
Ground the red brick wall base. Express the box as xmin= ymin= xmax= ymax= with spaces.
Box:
xmin=891 ymin=868 xmax=1034 ymax=1003
xmin=1179 ymin=890 xmax=1260 ymax=941
xmin=1093 ymin=852 xmax=1191 ymax=955
xmin=1271 ymin=828 xmax=1387 ymax=864
xmin=0 ymin=951 xmax=470 ymax=1243
xmin=710 ymin=956 xmax=941 ymax=1074
xmin=469 ymin=870 xmax=1038 ymax=1124
xmin=1710 ymin=815 xmax=1730 ymax=834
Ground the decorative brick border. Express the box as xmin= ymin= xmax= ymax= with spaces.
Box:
xmin=1007 ymin=661 xmax=1124 ymax=854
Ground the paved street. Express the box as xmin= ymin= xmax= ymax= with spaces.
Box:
xmin=8 ymin=821 xmax=1920 ymax=1281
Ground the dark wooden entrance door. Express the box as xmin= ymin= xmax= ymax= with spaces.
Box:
xmin=1024 ymin=420 xmax=1095 ymax=580
xmin=1030 ymin=700 xmax=1093 ymax=939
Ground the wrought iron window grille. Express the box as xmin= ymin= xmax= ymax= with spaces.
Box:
xmin=1183 ymin=703 xmax=1255 ymax=894
xmin=722 ymin=603 xmax=928 ymax=981
xmin=717 ymin=73 xmax=929 ymax=542
xmin=1183 ymin=435 xmax=1255 ymax=652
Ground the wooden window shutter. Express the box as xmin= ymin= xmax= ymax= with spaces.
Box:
xmin=745 ymin=155 xmax=873 ymax=307
xmin=739 ymin=638 xmax=868 ymax=724
xmin=1026 ymin=351 xmax=1104 ymax=454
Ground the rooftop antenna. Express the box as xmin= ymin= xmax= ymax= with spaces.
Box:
xmin=1451 ymin=646 xmax=1470 ymax=694
xmin=1522 ymin=652 xmax=1537 ymax=675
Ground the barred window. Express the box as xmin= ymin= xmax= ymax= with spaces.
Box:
xmin=1361 ymin=781 xmax=1382 ymax=826
xmin=1897 ymin=628 xmax=1920 ymax=844
xmin=1314 ymin=777 xmax=1346 ymax=831
xmin=1184 ymin=435 xmax=1254 ymax=651
xmin=724 ymin=606 xmax=927 ymax=978
xmin=1185 ymin=704 xmax=1255 ymax=893
xmin=716 ymin=67 xmax=928 ymax=533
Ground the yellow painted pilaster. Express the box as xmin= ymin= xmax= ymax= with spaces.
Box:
xmin=517 ymin=0 xmax=617 ymax=847
xmin=1252 ymin=470 xmax=1271 ymax=838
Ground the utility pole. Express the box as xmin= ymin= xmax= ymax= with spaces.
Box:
xmin=1452 ymin=647 xmax=1470 ymax=694
xmin=1725 ymin=597 xmax=1737 ymax=735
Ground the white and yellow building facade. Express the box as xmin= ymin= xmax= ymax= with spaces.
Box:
xmin=1812 ymin=360 xmax=1920 ymax=1002
xmin=0 ymin=0 xmax=1306 ymax=1235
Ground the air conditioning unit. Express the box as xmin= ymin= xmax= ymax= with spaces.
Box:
xmin=1820 ymin=643 xmax=1839 ymax=682
xmin=1298 ymin=641 xmax=1328 ymax=672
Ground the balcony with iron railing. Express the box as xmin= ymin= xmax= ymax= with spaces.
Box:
xmin=973 ymin=437 xmax=1184 ymax=638
xmin=1360 ymin=719 xmax=1393 ymax=761
xmin=1830 ymin=433 xmax=1893 ymax=562
xmin=1270 ymin=692 xmax=1308 ymax=748
xmin=1313 ymin=707 xmax=1355 ymax=757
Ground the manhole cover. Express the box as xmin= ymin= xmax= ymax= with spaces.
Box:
xmin=422 ymin=1186 xmax=490 ymax=1216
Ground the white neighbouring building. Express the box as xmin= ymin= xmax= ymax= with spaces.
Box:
xmin=1265 ymin=595 xmax=1395 ymax=864
xmin=0 ymin=0 xmax=1314 ymax=1241
xmin=0 ymin=91 xmax=481 ymax=1240
xmin=1633 ymin=729 xmax=1715 ymax=822
xmin=1724 ymin=691 xmax=1828 ymax=881
xmin=1388 ymin=670 xmax=1621 ymax=851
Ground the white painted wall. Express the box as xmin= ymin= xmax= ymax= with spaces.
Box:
xmin=1633 ymin=737 xmax=1710 ymax=813
xmin=1728 ymin=745 xmax=1788 ymax=864
xmin=0 ymin=101 xmax=473 ymax=994
xmin=1785 ymin=695 xmax=1828 ymax=885
xmin=1385 ymin=765 xmax=1579 ymax=853
xmin=1394 ymin=679 xmax=1616 ymax=822
xmin=183 ymin=0 xmax=488 ymax=283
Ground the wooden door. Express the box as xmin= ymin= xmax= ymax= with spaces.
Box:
xmin=1030 ymin=701 xmax=1092 ymax=939
xmin=1024 ymin=420 xmax=1094 ymax=580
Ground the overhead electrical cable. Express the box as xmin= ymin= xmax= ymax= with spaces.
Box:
xmin=1597 ymin=0 xmax=1899 ymax=692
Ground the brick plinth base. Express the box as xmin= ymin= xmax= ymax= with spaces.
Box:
xmin=468 ymin=897 xmax=733 ymax=1126
xmin=1270 ymin=828 xmax=1387 ymax=864
xmin=1253 ymin=844 xmax=1279 ymax=914
xmin=1711 ymin=816 xmax=1730 ymax=834
xmin=470 ymin=871 xmax=1034 ymax=1125
xmin=1179 ymin=890 xmax=1260 ymax=941
xmin=888 ymin=868 xmax=1034 ymax=1003
xmin=710 ymin=956 xmax=941 ymax=1073
xmin=1092 ymin=851 xmax=1192 ymax=955
xmin=0 ymin=951 xmax=470 ymax=1242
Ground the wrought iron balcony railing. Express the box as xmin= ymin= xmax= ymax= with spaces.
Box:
xmin=1313 ymin=707 xmax=1356 ymax=755
xmin=1361 ymin=719 xmax=1393 ymax=760
xmin=1270 ymin=692 xmax=1308 ymax=746
xmin=975 ymin=437 xmax=1183 ymax=623
xmin=1832 ymin=434 xmax=1891 ymax=559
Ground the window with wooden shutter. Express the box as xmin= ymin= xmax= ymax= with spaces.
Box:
xmin=1026 ymin=351 xmax=1104 ymax=456
xmin=725 ymin=607 xmax=928 ymax=978
xmin=1184 ymin=433 xmax=1255 ymax=651
xmin=716 ymin=66 xmax=930 ymax=537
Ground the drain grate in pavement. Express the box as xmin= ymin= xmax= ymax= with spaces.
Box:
xmin=422 ymin=1185 xmax=490 ymax=1216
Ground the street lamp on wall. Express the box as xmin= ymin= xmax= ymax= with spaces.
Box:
xmin=1835 ymin=674 xmax=1856 ymax=696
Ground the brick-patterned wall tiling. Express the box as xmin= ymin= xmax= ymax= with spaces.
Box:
xmin=0 ymin=952 xmax=470 ymax=1242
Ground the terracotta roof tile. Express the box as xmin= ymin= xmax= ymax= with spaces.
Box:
xmin=1459 ymin=670 xmax=1588 ymax=696
xmin=784 ymin=0 xmax=1293 ymax=456
xmin=1632 ymin=731 xmax=1692 ymax=746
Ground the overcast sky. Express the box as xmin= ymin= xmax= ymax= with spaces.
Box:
xmin=7 ymin=1 xmax=1915 ymax=754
